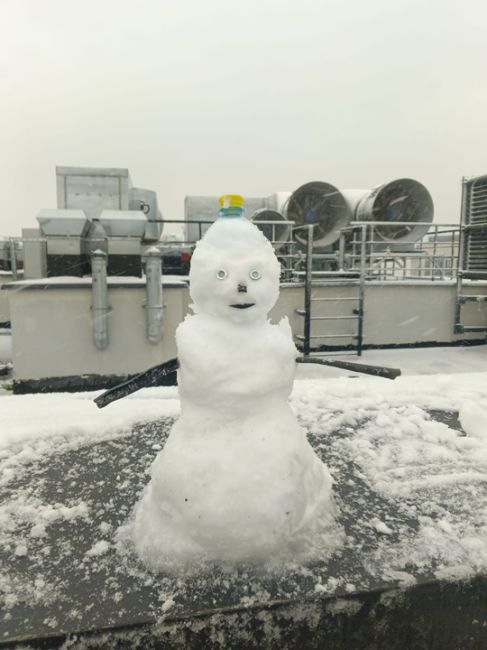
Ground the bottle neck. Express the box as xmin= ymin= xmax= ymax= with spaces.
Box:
xmin=219 ymin=207 xmax=244 ymax=218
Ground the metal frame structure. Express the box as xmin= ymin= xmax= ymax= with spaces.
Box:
xmin=454 ymin=175 xmax=487 ymax=334
xmin=294 ymin=224 xmax=365 ymax=357
xmin=292 ymin=219 xmax=483 ymax=356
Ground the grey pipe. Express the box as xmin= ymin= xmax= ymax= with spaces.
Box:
xmin=91 ymin=249 xmax=109 ymax=350
xmin=9 ymin=238 xmax=18 ymax=280
xmin=145 ymin=247 xmax=163 ymax=344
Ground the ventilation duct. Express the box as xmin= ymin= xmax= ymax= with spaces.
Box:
xmin=345 ymin=178 xmax=434 ymax=243
xmin=251 ymin=208 xmax=291 ymax=250
xmin=184 ymin=196 xmax=267 ymax=243
xmin=129 ymin=187 xmax=163 ymax=242
xmin=286 ymin=181 xmax=352 ymax=248
xmin=37 ymin=209 xmax=91 ymax=277
xmin=462 ymin=174 xmax=487 ymax=277
xmin=98 ymin=210 xmax=147 ymax=277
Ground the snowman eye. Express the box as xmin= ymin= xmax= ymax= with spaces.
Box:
xmin=249 ymin=269 xmax=261 ymax=281
xmin=215 ymin=269 xmax=228 ymax=280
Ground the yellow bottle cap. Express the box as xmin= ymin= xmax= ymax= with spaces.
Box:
xmin=218 ymin=194 xmax=245 ymax=209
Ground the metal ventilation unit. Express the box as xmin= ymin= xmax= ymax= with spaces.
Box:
xmin=285 ymin=181 xmax=352 ymax=247
xmin=56 ymin=166 xmax=131 ymax=218
xmin=184 ymin=196 xmax=267 ymax=242
xmin=462 ymin=175 xmax=487 ymax=277
xmin=344 ymin=178 xmax=434 ymax=243
xmin=37 ymin=209 xmax=91 ymax=277
xmin=0 ymin=238 xmax=22 ymax=276
xmin=0 ymin=240 xmax=11 ymax=271
xmin=56 ymin=166 xmax=163 ymax=243
xmin=250 ymin=208 xmax=291 ymax=250
xmin=98 ymin=211 xmax=147 ymax=277
xmin=23 ymin=167 xmax=166 ymax=279
xmin=454 ymin=175 xmax=487 ymax=334
xmin=286 ymin=178 xmax=434 ymax=249
xmin=129 ymin=187 xmax=163 ymax=242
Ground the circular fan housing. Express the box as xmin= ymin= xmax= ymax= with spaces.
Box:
xmin=251 ymin=208 xmax=291 ymax=250
xmin=286 ymin=181 xmax=352 ymax=247
xmin=356 ymin=178 xmax=434 ymax=242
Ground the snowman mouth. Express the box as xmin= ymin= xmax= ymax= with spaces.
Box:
xmin=229 ymin=303 xmax=255 ymax=310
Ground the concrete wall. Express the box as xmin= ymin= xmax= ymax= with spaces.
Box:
xmin=364 ymin=282 xmax=487 ymax=345
xmin=0 ymin=273 xmax=14 ymax=323
xmin=22 ymin=228 xmax=47 ymax=279
xmin=6 ymin=279 xmax=487 ymax=384
xmin=0 ymin=291 xmax=9 ymax=324
xmin=273 ymin=281 xmax=487 ymax=347
xmin=8 ymin=281 xmax=190 ymax=381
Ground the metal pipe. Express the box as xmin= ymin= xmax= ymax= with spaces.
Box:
xmin=145 ymin=247 xmax=163 ymax=345
xmin=350 ymin=220 xmax=439 ymax=227
xmin=454 ymin=177 xmax=469 ymax=331
xmin=451 ymin=230 xmax=456 ymax=276
xmin=303 ymin=225 xmax=314 ymax=356
xmin=356 ymin=225 xmax=366 ymax=356
xmin=91 ymin=249 xmax=109 ymax=350
xmin=9 ymin=238 xmax=18 ymax=280
xmin=337 ymin=233 xmax=345 ymax=271
xmin=431 ymin=225 xmax=438 ymax=280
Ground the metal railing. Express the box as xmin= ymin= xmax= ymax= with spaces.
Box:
xmin=294 ymin=224 xmax=365 ymax=357
xmin=291 ymin=221 xmax=471 ymax=357
xmin=0 ymin=238 xmax=23 ymax=280
xmin=331 ymin=222 xmax=460 ymax=282
xmin=0 ymin=220 xmax=465 ymax=284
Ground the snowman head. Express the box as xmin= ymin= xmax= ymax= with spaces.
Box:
xmin=189 ymin=210 xmax=281 ymax=324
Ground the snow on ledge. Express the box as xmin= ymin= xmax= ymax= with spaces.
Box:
xmin=2 ymin=275 xmax=188 ymax=289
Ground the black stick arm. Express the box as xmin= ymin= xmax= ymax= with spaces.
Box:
xmin=94 ymin=358 xmax=179 ymax=409
xmin=94 ymin=354 xmax=400 ymax=410
xmin=296 ymin=356 xmax=401 ymax=380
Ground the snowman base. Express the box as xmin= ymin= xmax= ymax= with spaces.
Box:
xmin=131 ymin=400 xmax=342 ymax=570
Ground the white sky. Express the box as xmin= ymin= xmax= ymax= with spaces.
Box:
xmin=1 ymin=0 xmax=487 ymax=236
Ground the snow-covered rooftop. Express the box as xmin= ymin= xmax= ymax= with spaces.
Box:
xmin=1 ymin=346 xmax=486 ymax=644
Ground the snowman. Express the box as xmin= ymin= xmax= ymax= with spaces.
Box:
xmin=132 ymin=195 xmax=340 ymax=568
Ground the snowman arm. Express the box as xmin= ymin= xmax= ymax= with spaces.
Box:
xmin=94 ymin=353 xmax=400 ymax=410
xmin=94 ymin=358 xmax=179 ymax=408
xmin=296 ymin=356 xmax=401 ymax=380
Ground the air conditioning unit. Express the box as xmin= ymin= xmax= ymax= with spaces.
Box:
xmin=462 ymin=175 xmax=487 ymax=278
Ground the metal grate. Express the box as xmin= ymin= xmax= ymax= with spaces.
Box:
xmin=465 ymin=176 xmax=487 ymax=274
xmin=454 ymin=175 xmax=487 ymax=334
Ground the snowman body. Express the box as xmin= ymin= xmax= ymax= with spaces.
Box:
xmin=133 ymin=217 xmax=338 ymax=567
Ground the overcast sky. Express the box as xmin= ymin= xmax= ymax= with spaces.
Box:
xmin=1 ymin=0 xmax=486 ymax=236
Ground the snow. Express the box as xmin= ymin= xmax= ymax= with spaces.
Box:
xmin=0 ymin=387 xmax=180 ymax=453
xmin=0 ymin=346 xmax=486 ymax=640
xmin=85 ymin=540 xmax=110 ymax=557
xmin=187 ymin=216 xmax=281 ymax=323
xmin=295 ymin=344 xmax=487 ymax=378
xmin=288 ymin=365 xmax=487 ymax=582
xmin=281 ymin=279 xmax=487 ymax=288
xmin=131 ymin=216 xmax=340 ymax=567
xmin=459 ymin=401 xmax=487 ymax=440
xmin=2 ymin=275 xmax=188 ymax=288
